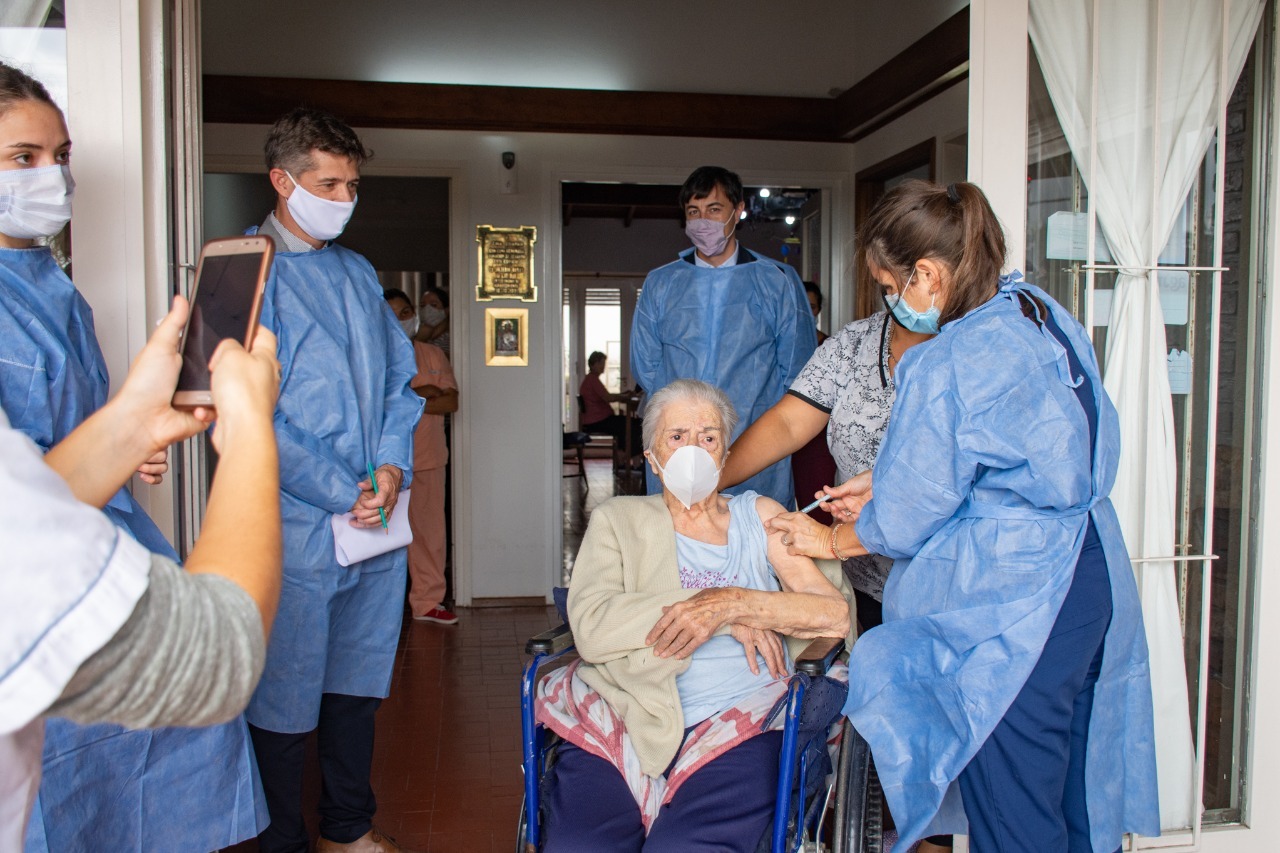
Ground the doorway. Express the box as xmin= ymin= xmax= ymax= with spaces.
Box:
xmin=557 ymin=179 xmax=824 ymax=582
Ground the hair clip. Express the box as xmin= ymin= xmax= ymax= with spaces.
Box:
xmin=946 ymin=183 xmax=961 ymax=204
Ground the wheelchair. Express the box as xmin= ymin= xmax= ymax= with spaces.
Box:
xmin=516 ymin=611 xmax=884 ymax=852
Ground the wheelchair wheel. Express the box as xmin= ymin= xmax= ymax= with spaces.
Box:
xmin=831 ymin=719 xmax=883 ymax=853
xmin=515 ymin=795 xmax=532 ymax=853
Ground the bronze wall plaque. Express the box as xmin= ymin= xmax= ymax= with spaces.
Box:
xmin=476 ymin=225 xmax=537 ymax=302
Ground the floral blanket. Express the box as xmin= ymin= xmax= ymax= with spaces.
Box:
xmin=534 ymin=658 xmax=848 ymax=833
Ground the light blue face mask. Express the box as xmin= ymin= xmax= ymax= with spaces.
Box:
xmin=882 ymin=268 xmax=941 ymax=335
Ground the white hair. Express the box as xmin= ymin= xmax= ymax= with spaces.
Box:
xmin=641 ymin=379 xmax=738 ymax=451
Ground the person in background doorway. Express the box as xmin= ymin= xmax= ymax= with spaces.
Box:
xmin=804 ymin=281 xmax=829 ymax=345
xmin=386 ymin=288 xmax=459 ymax=625
xmin=415 ymin=284 xmax=450 ymax=358
xmin=579 ymin=350 xmax=642 ymax=466
xmin=0 ymin=61 xmax=269 ymax=853
xmin=247 ymin=108 xmax=423 ymax=853
xmin=630 ymin=165 xmax=816 ymax=507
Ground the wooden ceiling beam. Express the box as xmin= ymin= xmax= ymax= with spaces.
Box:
xmin=203 ymin=75 xmax=839 ymax=142
xmin=203 ymin=16 xmax=969 ymax=144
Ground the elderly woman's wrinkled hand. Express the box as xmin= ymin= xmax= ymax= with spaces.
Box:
xmin=764 ymin=512 xmax=831 ymax=559
xmin=729 ymin=624 xmax=787 ymax=679
xmin=646 ymin=587 xmax=743 ymax=659
xmin=819 ymin=470 xmax=873 ymax=522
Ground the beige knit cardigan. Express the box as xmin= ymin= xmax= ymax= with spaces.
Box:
xmin=566 ymin=493 xmax=855 ymax=777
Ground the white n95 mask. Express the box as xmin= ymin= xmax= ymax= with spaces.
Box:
xmin=648 ymin=445 xmax=722 ymax=509
xmin=0 ymin=164 xmax=75 ymax=240
xmin=285 ymin=171 xmax=356 ymax=241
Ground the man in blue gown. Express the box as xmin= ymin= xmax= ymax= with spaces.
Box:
xmin=630 ymin=166 xmax=815 ymax=506
xmin=243 ymin=108 xmax=423 ymax=853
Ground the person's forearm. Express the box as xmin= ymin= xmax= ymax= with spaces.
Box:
xmin=732 ymin=588 xmax=849 ymax=640
xmin=834 ymin=520 xmax=869 ymax=558
xmin=185 ymin=419 xmax=281 ymax=635
xmin=43 ymin=399 xmax=158 ymax=508
xmin=421 ymin=389 xmax=458 ymax=414
xmin=722 ymin=398 xmax=825 ymax=488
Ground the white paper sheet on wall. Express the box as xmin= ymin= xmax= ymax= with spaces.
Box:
xmin=1089 ymin=271 xmax=1190 ymax=328
xmin=1167 ymin=349 xmax=1191 ymax=395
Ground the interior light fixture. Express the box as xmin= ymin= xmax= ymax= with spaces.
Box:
xmin=758 ymin=188 xmax=772 ymax=198
xmin=739 ymin=211 xmax=748 ymax=220
xmin=784 ymin=215 xmax=796 ymax=226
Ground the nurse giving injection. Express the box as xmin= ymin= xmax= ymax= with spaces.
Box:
xmin=765 ymin=180 xmax=1158 ymax=852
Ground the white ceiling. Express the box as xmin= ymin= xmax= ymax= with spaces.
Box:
xmin=201 ymin=0 xmax=968 ymax=99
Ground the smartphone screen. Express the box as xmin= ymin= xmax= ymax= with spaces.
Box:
xmin=176 ymin=251 xmax=267 ymax=392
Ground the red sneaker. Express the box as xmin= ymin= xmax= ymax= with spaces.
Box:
xmin=414 ymin=606 xmax=459 ymax=625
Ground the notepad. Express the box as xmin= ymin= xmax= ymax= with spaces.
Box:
xmin=330 ymin=490 xmax=413 ymax=567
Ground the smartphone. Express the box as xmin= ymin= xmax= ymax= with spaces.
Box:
xmin=172 ymin=235 xmax=274 ymax=410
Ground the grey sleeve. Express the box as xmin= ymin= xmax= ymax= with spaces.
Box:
xmin=45 ymin=555 xmax=266 ymax=730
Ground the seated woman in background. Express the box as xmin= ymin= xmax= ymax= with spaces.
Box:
xmin=536 ymin=378 xmax=852 ymax=853
xmin=578 ymin=350 xmax=642 ymax=465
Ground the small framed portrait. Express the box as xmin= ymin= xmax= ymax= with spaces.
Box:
xmin=485 ymin=307 xmax=529 ymax=366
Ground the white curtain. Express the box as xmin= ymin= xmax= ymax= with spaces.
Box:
xmin=1029 ymin=0 xmax=1265 ymax=833
xmin=0 ymin=1 xmax=51 ymax=28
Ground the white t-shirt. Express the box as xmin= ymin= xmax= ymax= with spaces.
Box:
xmin=0 ymin=410 xmax=151 ymax=848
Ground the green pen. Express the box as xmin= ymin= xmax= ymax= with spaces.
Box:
xmin=367 ymin=462 xmax=389 ymax=534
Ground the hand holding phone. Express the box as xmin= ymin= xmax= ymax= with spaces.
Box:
xmin=173 ymin=235 xmax=275 ymax=410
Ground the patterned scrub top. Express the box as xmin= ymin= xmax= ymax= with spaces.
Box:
xmin=788 ymin=311 xmax=898 ymax=599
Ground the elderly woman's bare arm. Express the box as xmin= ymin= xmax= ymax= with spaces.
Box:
xmin=647 ymin=497 xmax=850 ymax=659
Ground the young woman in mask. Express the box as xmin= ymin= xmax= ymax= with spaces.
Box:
xmin=767 ymin=181 xmax=1160 ymax=852
xmin=415 ymin=284 xmax=450 ymax=358
xmin=0 ymin=62 xmax=267 ymax=852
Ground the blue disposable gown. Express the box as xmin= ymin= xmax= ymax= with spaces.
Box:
xmin=844 ymin=275 xmax=1160 ymax=851
xmin=245 ymin=235 xmax=422 ymax=733
xmin=631 ymin=247 xmax=815 ymax=505
xmin=0 ymin=246 xmax=266 ymax=852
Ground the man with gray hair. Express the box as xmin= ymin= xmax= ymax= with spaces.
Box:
xmin=246 ymin=108 xmax=423 ymax=853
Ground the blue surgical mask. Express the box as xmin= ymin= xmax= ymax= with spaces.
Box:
xmin=882 ymin=269 xmax=940 ymax=335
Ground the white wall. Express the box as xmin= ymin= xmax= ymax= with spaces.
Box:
xmin=205 ymin=124 xmax=855 ymax=602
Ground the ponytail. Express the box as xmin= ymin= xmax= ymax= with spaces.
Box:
xmin=858 ymin=179 xmax=1006 ymax=326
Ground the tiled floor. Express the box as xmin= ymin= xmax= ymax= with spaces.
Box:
xmin=226 ymin=604 xmax=560 ymax=853
xmin=226 ymin=459 xmax=636 ymax=853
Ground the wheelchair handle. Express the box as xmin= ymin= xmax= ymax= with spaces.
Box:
xmin=525 ymin=623 xmax=574 ymax=656
xmin=794 ymin=636 xmax=845 ymax=677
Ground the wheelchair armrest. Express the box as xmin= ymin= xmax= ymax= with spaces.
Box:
xmin=525 ymin=623 xmax=574 ymax=656
xmin=794 ymin=636 xmax=845 ymax=677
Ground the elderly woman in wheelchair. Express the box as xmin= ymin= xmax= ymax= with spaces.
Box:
xmin=533 ymin=378 xmax=853 ymax=853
